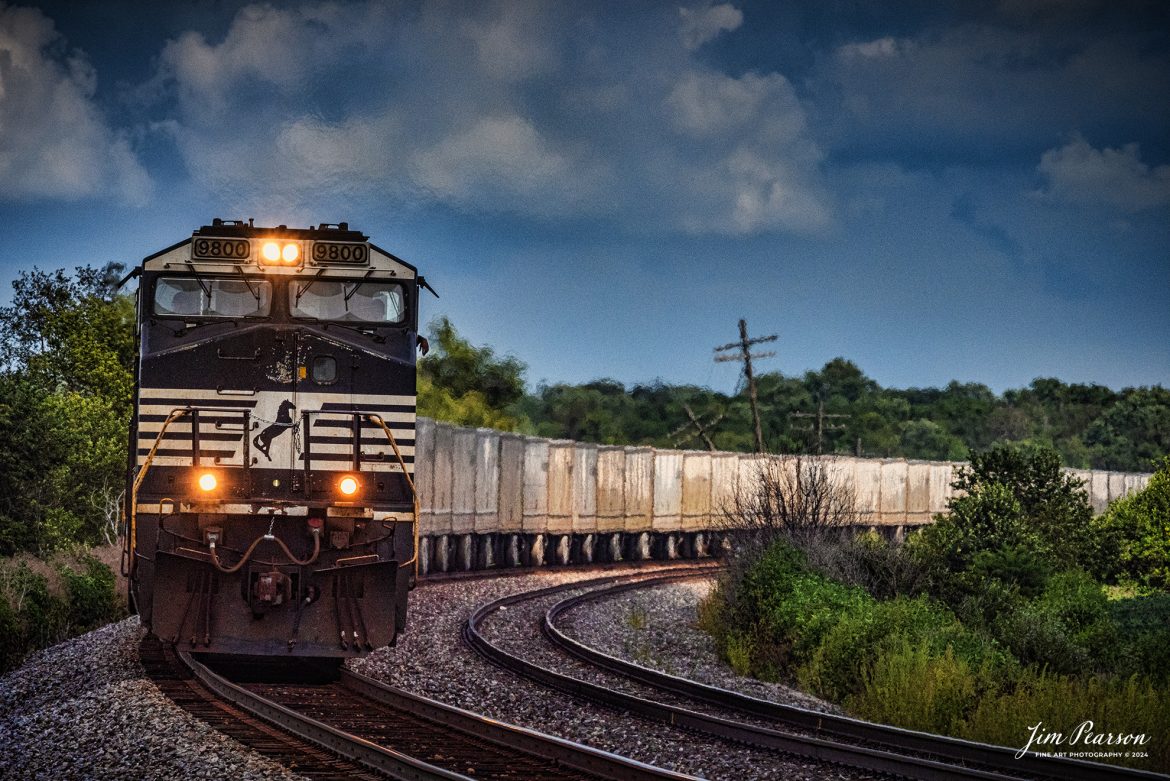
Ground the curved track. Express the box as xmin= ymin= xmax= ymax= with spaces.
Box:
xmin=465 ymin=567 xmax=1165 ymax=781
xmin=143 ymin=634 xmax=695 ymax=780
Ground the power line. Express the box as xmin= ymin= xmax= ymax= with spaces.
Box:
xmin=714 ymin=319 xmax=777 ymax=454
xmin=789 ymin=398 xmax=849 ymax=455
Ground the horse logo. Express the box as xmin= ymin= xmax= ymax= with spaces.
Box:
xmin=254 ymin=400 xmax=296 ymax=461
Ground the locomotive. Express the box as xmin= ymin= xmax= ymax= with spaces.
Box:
xmin=123 ymin=220 xmax=426 ymax=657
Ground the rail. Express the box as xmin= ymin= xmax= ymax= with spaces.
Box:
xmin=170 ymin=645 xmax=695 ymax=780
xmin=464 ymin=567 xmax=1163 ymax=781
xmin=540 ymin=575 xmax=1166 ymax=781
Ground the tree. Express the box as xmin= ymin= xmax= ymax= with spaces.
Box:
xmin=1085 ymin=387 xmax=1170 ymax=472
xmin=950 ymin=444 xmax=1097 ymax=572
xmin=417 ymin=317 xmax=530 ymax=430
xmin=0 ymin=265 xmax=134 ymax=554
xmin=1096 ymin=457 xmax=1170 ymax=589
xmin=911 ymin=444 xmax=1102 ymax=605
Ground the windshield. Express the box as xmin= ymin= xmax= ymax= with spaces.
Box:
xmin=291 ymin=280 xmax=405 ymax=324
xmin=154 ymin=277 xmax=272 ymax=318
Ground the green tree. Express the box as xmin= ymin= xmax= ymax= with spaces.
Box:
xmin=1096 ymin=458 xmax=1170 ymax=589
xmin=0 ymin=265 xmax=134 ymax=554
xmin=417 ymin=316 xmax=530 ymax=430
xmin=1085 ymin=387 xmax=1170 ymax=472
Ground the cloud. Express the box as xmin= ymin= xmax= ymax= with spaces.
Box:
xmin=0 ymin=4 xmax=150 ymax=204
xmin=1037 ymin=135 xmax=1170 ymax=212
xmin=141 ymin=1 xmax=826 ymax=235
xmin=836 ymin=36 xmax=908 ymax=61
xmin=663 ymin=69 xmax=829 ymax=233
xmin=678 ymin=3 xmax=743 ymax=50
xmin=815 ymin=18 xmax=1170 ymax=159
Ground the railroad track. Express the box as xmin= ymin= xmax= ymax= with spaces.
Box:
xmin=465 ymin=566 xmax=1167 ymax=781
xmin=142 ymin=630 xmax=695 ymax=781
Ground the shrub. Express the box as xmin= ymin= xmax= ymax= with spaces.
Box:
xmin=949 ymin=444 xmax=1099 ymax=573
xmin=799 ymin=594 xmax=1013 ymax=702
xmin=0 ymin=552 xmax=123 ymax=675
xmin=965 ymin=672 xmax=1170 ymax=772
xmin=1096 ymin=458 xmax=1170 ymax=589
xmin=759 ymin=574 xmax=870 ymax=664
xmin=846 ymin=641 xmax=980 ymax=735
xmin=60 ymin=554 xmax=121 ymax=634
xmin=990 ymin=571 xmax=1118 ymax=674
xmin=799 ymin=530 xmax=928 ymax=600
xmin=1108 ymin=591 xmax=1170 ymax=683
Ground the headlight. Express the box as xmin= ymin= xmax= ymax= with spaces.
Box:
xmin=198 ymin=472 xmax=218 ymax=491
xmin=338 ymin=476 xmax=359 ymax=496
xmin=259 ymin=240 xmax=300 ymax=266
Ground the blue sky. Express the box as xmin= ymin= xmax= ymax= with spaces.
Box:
xmin=0 ymin=0 xmax=1167 ymax=394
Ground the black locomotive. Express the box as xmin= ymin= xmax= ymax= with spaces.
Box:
xmin=124 ymin=220 xmax=424 ymax=657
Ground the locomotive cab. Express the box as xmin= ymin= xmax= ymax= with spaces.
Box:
xmin=125 ymin=220 xmax=423 ymax=657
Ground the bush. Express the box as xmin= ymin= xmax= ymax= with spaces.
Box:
xmin=965 ymin=672 xmax=1170 ymax=772
xmin=847 ymin=641 xmax=980 ymax=735
xmin=0 ymin=552 xmax=124 ymax=675
xmin=990 ymin=571 xmax=1117 ymax=674
xmin=60 ymin=554 xmax=121 ymax=634
xmin=1096 ymin=457 xmax=1170 ymax=589
xmin=759 ymin=574 xmax=870 ymax=665
xmin=799 ymin=530 xmax=928 ymax=600
xmin=1108 ymin=591 xmax=1170 ymax=683
xmin=799 ymin=594 xmax=1013 ymax=702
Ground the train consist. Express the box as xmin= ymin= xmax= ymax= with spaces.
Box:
xmin=124 ymin=220 xmax=425 ymax=657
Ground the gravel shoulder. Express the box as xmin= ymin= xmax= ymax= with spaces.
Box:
xmin=558 ymin=578 xmax=842 ymax=714
xmin=352 ymin=569 xmax=878 ymax=780
xmin=2 ymin=568 xmax=870 ymax=781
xmin=0 ymin=617 xmax=306 ymax=781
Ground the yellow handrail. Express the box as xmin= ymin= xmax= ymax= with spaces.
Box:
xmin=126 ymin=409 xmax=189 ymax=578
xmin=365 ymin=414 xmax=420 ymax=577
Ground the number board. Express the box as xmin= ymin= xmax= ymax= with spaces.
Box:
xmin=192 ymin=237 xmax=250 ymax=261
xmin=311 ymin=241 xmax=369 ymax=264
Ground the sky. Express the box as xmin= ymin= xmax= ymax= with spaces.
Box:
xmin=0 ymin=0 xmax=1167 ymax=395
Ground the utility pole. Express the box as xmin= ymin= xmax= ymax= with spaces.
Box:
xmin=668 ymin=402 xmax=725 ymax=451
xmin=789 ymin=398 xmax=849 ymax=455
xmin=714 ymin=319 xmax=777 ymax=454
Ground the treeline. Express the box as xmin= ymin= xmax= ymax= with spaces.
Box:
xmin=421 ymin=317 xmax=1169 ymax=472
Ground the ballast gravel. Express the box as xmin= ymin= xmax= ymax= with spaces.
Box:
xmin=559 ymin=578 xmax=842 ymax=715
xmin=352 ymin=568 xmax=881 ymax=780
xmin=0 ymin=617 xmax=305 ymax=781
xmin=3 ymin=567 xmax=874 ymax=780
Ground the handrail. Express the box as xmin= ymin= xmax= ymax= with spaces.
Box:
xmin=126 ymin=409 xmax=190 ymax=578
xmin=366 ymin=414 xmax=420 ymax=578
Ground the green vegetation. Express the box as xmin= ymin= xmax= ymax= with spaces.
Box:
xmin=0 ymin=550 xmax=125 ymax=674
xmin=1095 ymin=458 xmax=1170 ymax=589
xmin=0 ymin=265 xmax=132 ymax=556
xmin=701 ymin=444 xmax=1170 ymax=771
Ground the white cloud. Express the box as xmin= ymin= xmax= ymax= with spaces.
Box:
xmin=666 ymin=70 xmax=805 ymax=140
xmin=411 ymin=116 xmax=567 ymax=201
xmin=663 ymin=69 xmax=828 ymax=234
xmin=143 ymin=1 xmax=825 ymax=235
xmin=1037 ymin=135 xmax=1170 ymax=212
xmin=0 ymin=4 xmax=150 ymax=204
xmin=678 ymin=3 xmax=743 ymax=51
xmin=458 ymin=3 xmax=557 ymax=82
xmin=836 ymin=37 xmax=907 ymax=61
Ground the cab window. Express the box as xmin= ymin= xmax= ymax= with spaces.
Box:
xmin=290 ymin=281 xmax=405 ymax=323
xmin=154 ymin=277 xmax=272 ymax=318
